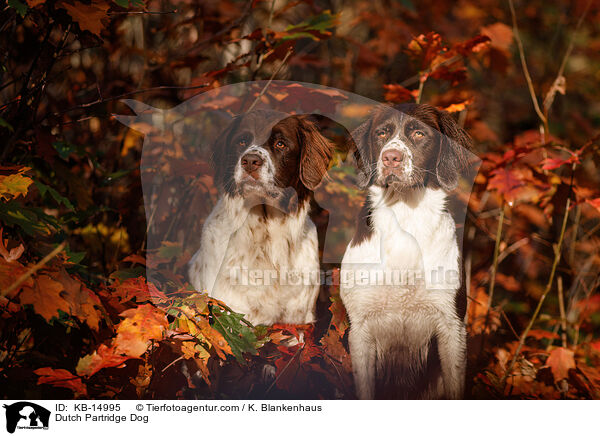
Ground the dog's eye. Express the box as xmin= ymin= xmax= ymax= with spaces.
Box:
xmin=412 ymin=130 xmax=425 ymax=139
xmin=375 ymin=127 xmax=389 ymax=138
xmin=275 ymin=140 xmax=286 ymax=149
xmin=238 ymin=138 xmax=248 ymax=147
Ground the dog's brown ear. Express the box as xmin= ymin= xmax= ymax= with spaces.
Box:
xmin=434 ymin=108 xmax=472 ymax=191
xmin=298 ymin=118 xmax=334 ymax=191
xmin=350 ymin=117 xmax=374 ymax=189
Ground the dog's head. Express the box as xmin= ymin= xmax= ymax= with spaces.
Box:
xmin=351 ymin=103 xmax=471 ymax=192
xmin=213 ymin=111 xmax=333 ymax=210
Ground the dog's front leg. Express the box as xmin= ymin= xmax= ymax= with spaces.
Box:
xmin=436 ymin=317 xmax=467 ymax=399
xmin=348 ymin=324 xmax=376 ymax=400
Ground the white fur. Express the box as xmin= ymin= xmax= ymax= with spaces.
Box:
xmin=189 ymin=194 xmax=320 ymax=326
xmin=340 ymin=186 xmax=466 ymax=399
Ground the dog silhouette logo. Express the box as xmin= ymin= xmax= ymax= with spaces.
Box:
xmin=3 ymin=402 xmax=50 ymax=433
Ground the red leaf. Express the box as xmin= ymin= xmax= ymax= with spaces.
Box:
xmin=35 ymin=367 xmax=87 ymax=397
xmin=383 ymin=84 xmax=418 ymax=103
xmin=586 ymin=198 xmax=600 ymax=213
xmin=546 ymin=347 xmax=575 ymax=381
xmin=528 ymin=329 xmax=560 ymax=340
xmin=76 ymin=344 xmax=129 ymax=378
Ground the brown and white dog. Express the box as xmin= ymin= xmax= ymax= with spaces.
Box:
xmin=340 ymin=104 xmax=470 ymax=399
xmin=189 ymin=111 xmax=333 ymax=326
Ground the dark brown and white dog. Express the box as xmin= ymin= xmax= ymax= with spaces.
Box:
xmin=189 ymin=111 xmax=333 ymax=326
xmin=340 ymin=103 xmax=470 ymax=399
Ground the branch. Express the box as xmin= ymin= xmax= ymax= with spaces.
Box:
xmin=500 ymin=197 xmax=571 ymax=388
xmin=247 ymin=48 xmax=293 ymax=112
xmin=507 ymin=0 xmax=548 ymax=133
xmin=1 ymin=242 xmax=66 ymax=298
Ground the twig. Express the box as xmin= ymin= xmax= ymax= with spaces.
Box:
xmin=507 ymin=0 xmax=548 ymax=134
xmin=486 ymin=204 xmax=505 ymax=315
xmin=246 ymin=48 xmax=293 ymax=112
xmin=1 ymin=242 xmax=66 ymax=297
xmin=557 ymin=275 xmax=567 ymax=348
xmin=542 ymin=0 xmax=592 ymax=118
xmin=162 ymin=355 xmax=185 ymax=372
xmin=47 ymin=84 xmax=209 ymax=120
xmin=500 ymin=197 xmax=571 ymax=387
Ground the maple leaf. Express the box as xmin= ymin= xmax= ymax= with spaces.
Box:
xmin=0 ymin=257 xmax=30 ymax=296
xmin=0 ymin=228 xmax=24 ymax=262
xmin=34 ymin=367 xmax=87 ymax=397
xmin=111 ymin=277 xmax=167 ymax=303
xmin=546 ymin=347 xmax=575 ymax=381
xmin=114 ymin=304 xmax=168 ymax=358
xmin=76 ymin=344 xmax=129 ymax=377
xmin=19 ymin=275 xmax=71 ymax=322
xmin=383 ymin=84 xmax=418 ymax=103
xmin=56 ymin=0 xmax=110 ymax=37
xmin=35 ymin=269 xmax=103 ymax=330
xmin=0 ymin=168 xmax=33 ymax=201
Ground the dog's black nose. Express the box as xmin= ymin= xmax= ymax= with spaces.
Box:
xmin=241 ymin=153 xmax=264 ymax=173
xmin=382 ymin=149 xmax=404 ymax=168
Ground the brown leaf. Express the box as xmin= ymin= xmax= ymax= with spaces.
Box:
xmin=383 ymin=84 xmax=418 ymax=103
xmin=546 ymin=347 xmax=575 ymax=381
xmin=57 ymin=0 xmax=110 ymax=37
xmin=0 ymin=228 xmax=24 ymax=262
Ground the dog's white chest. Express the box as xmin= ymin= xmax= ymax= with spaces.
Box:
xmin=189 ymin=196 xmax=320 ymax=325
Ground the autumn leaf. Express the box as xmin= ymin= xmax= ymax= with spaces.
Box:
xmin=0 ymin=169 xmax=33 ymax=201
xmin=541 ymin=153 xmax=579 ymax=170
xmin=76 ymin=344 xmax=129 ymax=377
xmin=57 ymin=0 xmax=111 ymax=37
xmin=585 ymin=198 xmax=600 ymax=213
xmin=546 ymin=347 xmax=575 ymax=381
xmin=49 ymin=269 xmax=103 ymax=331
xmin=528 ymin=329 xmax=560 ymax=340
xmin=210 ymin=307 xmax=258 ymax=363
xmin=111 ymin=277 xmax=167 ymax=303
xmin=34 ymin=367 xmax=87 ymax=397
xmin=383 ymin=84 xmax=418 ymax=103
xmin=114 ymin=304 xmax=168 ymax=358
xmin=442 ymin=98 xmax=474 ymax=113
xmin=0 ymin=228 xmax=24 ymax=262
xmin=19 ymin=275 xmax=71 ymax=322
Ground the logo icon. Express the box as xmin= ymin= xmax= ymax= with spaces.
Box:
xmin=3 ymin=402 xmax=50 ymax=434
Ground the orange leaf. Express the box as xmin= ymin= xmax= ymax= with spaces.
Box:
xmin=34 ymin=367 xmax=87 ymax=397
xmin=19 ymin=275 xmax=71 ymax=322
xmin=114 ymin=304 xmax=168 ymax=358
xmin=56 ymin=0 xmax=110 ymax=36
xmin=49 ymin=269 xmax=103 ymax=331
xmin=442 ymin=98 xmax=474 ymax=113
xmin=546 ymin=347 xmax=575 ymax=381
xmin=76 ymin=344 xmax=129 ymax=378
